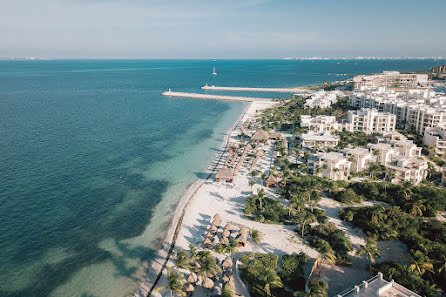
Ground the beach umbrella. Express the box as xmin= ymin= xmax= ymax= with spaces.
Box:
xmin=210 ymin=225 xmax=218 ymax=233
xmin=222 ymin=230 xmax=230 ymax=238
xmin=224 ymin=223 xmax=234 ymax=231
xmin=212 ymin=218 xmax=222 ymax=227
xmin=206 ymin=231 xmax=215 ymax=238
xmin=239 ymin=227 xmax=248 ymax=235
xmin=187 ymin=272 xmax=198 ymax=283
xmin=213 ymin=213 xmax=222 ymax=221
xmin=203 ymin=238 xmax=212 ymax=246
xmin=219 ymin=237 xmax=229 ymax=245
xmin=202 ymin=278 xmax=214 ymax=290
xmin=184 ymin=283 xmax=195 ymax=293
xmin=222 ymin=270 xmax=234 ymax=282
xmin=225 ymin=280 xmax=235 ymax=291
xmin=222 ymin=258 xmax=232 ymax=269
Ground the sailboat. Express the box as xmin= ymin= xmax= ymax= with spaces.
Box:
xmin=212 ymin=66 xmax=217 ymax=75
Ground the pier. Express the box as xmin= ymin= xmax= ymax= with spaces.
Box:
xmin=201 ymin=85 xmax=308 ymax=93
xmin=162 ymin=90 xmax=273 ymax=102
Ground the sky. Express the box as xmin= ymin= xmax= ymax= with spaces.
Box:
xmin=1 ymin=0 xmax=446 ymax=59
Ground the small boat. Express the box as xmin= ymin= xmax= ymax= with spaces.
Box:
xmin=212 ymin=66 xmax=217 ymax=75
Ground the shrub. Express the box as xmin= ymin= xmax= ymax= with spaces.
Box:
xmin=278 ymin=253 xmax=309 ymax=291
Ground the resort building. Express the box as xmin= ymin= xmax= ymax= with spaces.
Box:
xmin=300 ymin=115 xmax=343 ymax=133
xmin=336 ymin=272 xmax=421 ymax=297
xmin=304 ymin=90 xmax=338 ymax=109
xmin=353 ymin=71 xmax=428 ymax=90
xmin=385 ymin=157 xmax=428 ymax=185
xmin=367 ymin=143 xmax=396 ymax=165
xmin=344 ymin=147 xmax=375 ymax=173
xmin=423 ymin=123 xmax=446 ymax=155
xmin=300 ymin=132 xmax=340 ymax=150
xmin=346 ymin=108 xmax=396 ymax=133
xmin=390 ymin=139 xmax=422 ymax=158
xmin=308 ymin=152 xmax=351 ymax=181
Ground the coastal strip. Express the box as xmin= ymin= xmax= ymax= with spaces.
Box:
xmin=132 ymin=101 xmax=276 ymax=297
xmin=201 ymin=85 xmax=309 ymax=93
xmin=162 ymin=90 xmax=270 ymax=102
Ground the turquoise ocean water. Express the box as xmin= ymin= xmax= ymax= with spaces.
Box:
xmin=0 ymin=59 xmax=444 ymax=297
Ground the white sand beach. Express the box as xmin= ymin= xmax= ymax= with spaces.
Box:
xmin=132 ymin=100 xmax=319 ymax=297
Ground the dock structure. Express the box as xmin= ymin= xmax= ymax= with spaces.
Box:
xmin=162 ymin=90 xmax=272 ymax=102
xmin=201 ymin=85 xmax=308 ymax=93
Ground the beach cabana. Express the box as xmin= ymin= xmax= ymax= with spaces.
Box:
xmin=266 ymin=174 xmax=278 ymax=188
xmin=238 ymin=227 xmax=248 ymax=235
xmin=187 ymin=272 xmax=198 ymax=283
xmin=222 ymin=258 xmax=232 ymax=269
xmin=250 ymin=129 xmax=269 ymax=143
xmin=206 ymin=231 xmax=214 ymax=238
xmin=202 ymin=278 xmax=214 ymax=290
xmin=215 ymin=167 xmax=234 ymax=183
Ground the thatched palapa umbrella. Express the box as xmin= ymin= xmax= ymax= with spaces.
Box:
xmin=222 ymin=229 xmax=230 ymax=238
xmin=219 ymin=236 xmax=229 ymax=245
xmin=184 ymin=283 xmax=195 ymax=293
xmin=203 ymin=238 xmax=212 ymax=246
xmin=222 ymin=270 xmax=234 ymax=282
xmin=222 ymin=258 xmax=232 ymax=269
xmin=202 ymin=278 xmax=214 ymax=290
xmin=225 ymin=280 xmax=235 ymax=291
xmin=206 ymin=232 xmax=214 ymax=238
xmin=187 ymin=272 xmax=198 ymax=283
xmin=239 ymin=227 xmax=248 ymax=235
xmin=210 ymin=225 xmax=218 ymax=233
xmin=224 ymin=223 xmax=234 ymax=231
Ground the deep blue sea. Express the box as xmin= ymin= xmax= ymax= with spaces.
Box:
xmin=0 ymin=59 xmax=444 ymax=297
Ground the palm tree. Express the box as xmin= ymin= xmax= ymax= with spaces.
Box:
xmin=250 ymin=229 xmax=262 ymax=244
xmin=409 ymin=250 xmax=434 ymax=276
xmin=408 ymin=200 xmax=426 ymax=217
xmin=256 ymin=189 xmax=265 ymax=210
xmin=356 ymin=238 xmax=381 ymax=271
xmin=198 ymin=255 xmax=222 ymax=280
xmin=252 ymin=268 xmax=283 ymax=296
xmin=299 ymin=211 xmax=316 ymax=237
xmin=175 ymin=248 xmax=192 ymax=269
xmin=317 ymin=242 xmax=336 ymax=265
xmin=249 ymin=179 xmax=257 ymax=193
xmin=155 ymin=266 xmax=186 ymax=297
xmin=400 ymin=182 xmax=413 ymax=201
xmin=306 ymin=280 xmax=328 ymax=297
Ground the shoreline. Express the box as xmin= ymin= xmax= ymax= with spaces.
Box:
xmin=131 ymin=100 xmax=258 ymax=297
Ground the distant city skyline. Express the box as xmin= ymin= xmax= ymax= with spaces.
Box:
xmin=2 ymin=0 xmax=446 ymax=59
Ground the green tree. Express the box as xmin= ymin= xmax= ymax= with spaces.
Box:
xmin=356 ymin=238 xmax=381 ymax=271
xmin=252 ymin=268 xmax=283 ymax=297
xmin=409 ymin=250 xmax=434 ymax=276
xmin=198 ymin=254 xmax=222 ymax=279
xmin=408 ymin=200 xmax=426 ymax=217
xmin=175 ymin=248 xmax=192 ymax=269
xmin=250 ymin=229 xmax=262 ymax=244
xmin=305 ymin=280 xmax=328 ymax=297
xmin=155 ymin=266 xmax=186 ymax=297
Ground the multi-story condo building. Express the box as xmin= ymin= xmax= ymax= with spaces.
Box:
xmin=300 ymin=115 xmax=341 ymax=133
xmin=423 ymin=122 xmax=446 ymax=155
xmin=304 ymin=90 xmax=339 ymax=108
xmin=386 ymin=157 xmax=428 ymax=185
xmin=347 ymin=108 xmax=396 ymax=133
xmin=300 ymin=132 xmax=339 ymax=149
xmin=344 ymin=147 xmax=375 ymax=173
xmin=353 ymin=71 xmax=428 ymax=90
xmin=308 ymin=152 xmax=351 ymax=181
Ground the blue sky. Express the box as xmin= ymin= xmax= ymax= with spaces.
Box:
xmin=1 ymin=0 xmax=445 ymax=58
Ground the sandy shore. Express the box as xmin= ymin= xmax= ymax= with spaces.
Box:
xmin=131 ymin=100 xmax=276 ymax=297
xmin=133 ymin=100 xmax=322 ymax=297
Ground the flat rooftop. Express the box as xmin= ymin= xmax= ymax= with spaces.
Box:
xmin=337 ymin=273 xmax=421 ymax=297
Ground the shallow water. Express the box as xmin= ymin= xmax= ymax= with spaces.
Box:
xmin=0 ymin=59 xmax=443 ymax=297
